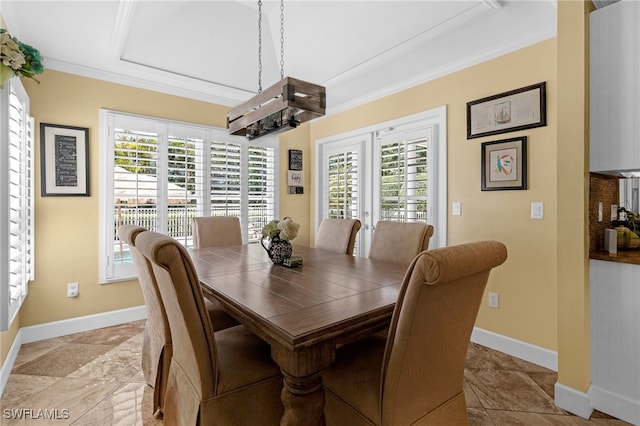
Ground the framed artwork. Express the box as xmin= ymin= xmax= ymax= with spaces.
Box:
xmin=287 ymin=170 xmax=304 ymax=195
xmin=287 ymin=170 xmax=304 ymax=187
xmin=467 ymin=82 xmax=546 ymax=139
xmin=288 ymin=149 xmax=303 ymax=170
xmin=40 ymin=123 xmax=90 ymax=196
xmin=481 ymin=136 xmax=527 ymax=191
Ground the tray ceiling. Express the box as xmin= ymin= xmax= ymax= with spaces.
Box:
xmin=0 ymin=0 xmax=557 ymax=114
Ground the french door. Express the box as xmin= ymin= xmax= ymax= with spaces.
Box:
xmin=316 ymin=106 xmax=447 ymax=257
xmin=320 ymin=135 xmax=369 ymax=255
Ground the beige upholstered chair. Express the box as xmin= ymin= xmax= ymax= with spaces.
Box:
xmin=117 ymin=225 xmax=239 ymax=417
xmin=136 ymin=230 xmax=284 ymax=426
xmin=118 ymin=225 xmax=169 ymax=415
xmin=323 ymin=240 xmax=507 ymax=426
xmin=368 ymin=221 xmax=434 ymax=266
xmin=190 ymin=216 xmax=241 ymax=329
xmin=315 ymin=218 xmax=362 ymax=255
xmin=192 ymin=216 xmax=242 ymax=249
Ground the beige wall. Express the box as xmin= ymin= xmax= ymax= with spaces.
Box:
xmin=16 ymin=71 xmax=229 ymax=332
xmin=556 ymin=0 xmax=592 ymax=393
xmin=278 ymin=123 xmax=312 ymax=248
xmin=1 ymin=5 xmax=592 ymax=393
xmin=310 ymin=39 xmax=559 ymax=351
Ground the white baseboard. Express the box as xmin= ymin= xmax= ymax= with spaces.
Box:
xmin=590 ymin=385 xmax=640 ymax=425
xmin=20 ymin=306 xmax=147 ymax=344
xmin=555 ymin=383 xmax=593 ymax=420
xmin=0 ymin=306 xmax=147 ymax=397
xmin=471 ymin=326 xmax=558 ymax=371
xmin=0 ymin=328 xmax=24 ymax=401
xmin=470 ymin=328 xmax=595 ymax=420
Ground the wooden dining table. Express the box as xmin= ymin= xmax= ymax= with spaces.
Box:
xmin=189 ymin=243 xmax=408 ymax=426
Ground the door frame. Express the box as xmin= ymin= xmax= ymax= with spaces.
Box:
xmin=314 ymin=105 xmax=448 ymax=253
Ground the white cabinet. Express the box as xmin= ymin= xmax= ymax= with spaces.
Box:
xmin=590 ymin=260 xmax=640 ymax=425
xmin=590 ymin=0 xmax=640 ymax=173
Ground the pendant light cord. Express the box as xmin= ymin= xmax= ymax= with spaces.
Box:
xmin=257 ymin=0 xmax=285 ymax=93
xmin=280 ymin=0 xmax=285 ymax=80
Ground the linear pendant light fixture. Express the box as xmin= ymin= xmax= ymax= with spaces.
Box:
xmin=227 ymin=0 xmax=326 ymax=140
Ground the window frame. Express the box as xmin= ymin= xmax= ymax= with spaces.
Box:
xmin=99 ymin=109 xmax=279 ymax=283
xmin=0 ymin=79 xmax=35 ymax=331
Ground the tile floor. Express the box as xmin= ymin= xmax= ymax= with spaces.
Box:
xmin=0 ymin=320 xmax=631 ymax=425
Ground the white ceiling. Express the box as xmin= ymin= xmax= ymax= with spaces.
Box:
xmin=0 ymin=0 xmax=557 ymax=114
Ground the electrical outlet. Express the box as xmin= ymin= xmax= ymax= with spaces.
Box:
xmin=67 ymin=282 xmax=79 ymax=298
xmin=452 ymin=202 xmax=461 ymax=216
xmin=488 ymin=292 xmax=499 ymax=308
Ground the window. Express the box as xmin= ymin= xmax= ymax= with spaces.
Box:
xmin=100 ymin=110 xmax=278 ymax=282
xmin=0 ymin=80 xmax=35 ymax=331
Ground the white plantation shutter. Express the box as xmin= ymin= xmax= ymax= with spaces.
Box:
xmin=327 ymin=150 xmax=359 ymax=220
xmin=113 ymin=127 xmax=159 ymax=231
xmin=100 ymin=110 xmax=278 ymax=282
xmin=166 ymin=128 xmax=205 ymax=246
xmin=1 ymin=80 xmax=34 ymax=331
xmin=247 ymin=145 xmax=276 ymax=242
xmin=210 ymin=141 xmax=242 ymax=217
xmin=376 ymin=126 xmax=432 ymax=223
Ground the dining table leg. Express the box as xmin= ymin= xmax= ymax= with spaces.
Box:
xmin=280 ymin=370 xmax=325 ymax=426
xmin=271 ymin=340 xmax=336 ymax=426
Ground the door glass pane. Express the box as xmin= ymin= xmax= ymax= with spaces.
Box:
xmin=378 ymin=127 xmax=431 ymax=223
xmin=327 ymin=150 xmax=359 ymax=220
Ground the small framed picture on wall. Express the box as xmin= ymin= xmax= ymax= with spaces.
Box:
xmin=288 ymin=149 xmax=303 ymax=171
xmin=481 ymin=136 xmax=527 ymax=191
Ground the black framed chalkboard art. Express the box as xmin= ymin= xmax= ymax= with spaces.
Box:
xmin=40 ymin=123 xmax=90 ymax=196
xmin=288 ymin=149 xmax=302 ymax=171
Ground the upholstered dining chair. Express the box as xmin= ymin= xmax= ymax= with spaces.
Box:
xmin=315 ymin=218 xmax=362 ymax=255
xmin=368 ymin=221 xmax=434 ymax=266
xmin=323 ymin=240 xmax=508 ymax=426
xmin=135 ymin=230 xmax=284 ymax=426
xmin=117 ymin=225 xmax=239 ymax=417
xmin=192 ymin=216 xmax=242 ymax=249
xmin=190 ymin=216 xmax=242 ymax=329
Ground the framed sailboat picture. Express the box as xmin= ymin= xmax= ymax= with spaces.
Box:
xmin=467 ymin=82 xmax=546 ymax=139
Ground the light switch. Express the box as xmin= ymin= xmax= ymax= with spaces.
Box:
xmin=531 ymin=202 xmax=544 ymax=220
xmin=452 ymin=202 xmax=461 ymax=216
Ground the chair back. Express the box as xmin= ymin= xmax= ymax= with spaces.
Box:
xmin=380 ymin=240 xmax=507 ymax=425
xmin=192 ymin=216 xmax=242 ymax=249
xmin=118 ymin=225 xmax=171 ymax=410
xmin=368 ymin=221 xmax=434 ymax=266
xmin=315 ymin=218 xmax=362 ymax=255
xmin=136 ymin=230 xmax=219 ymax=402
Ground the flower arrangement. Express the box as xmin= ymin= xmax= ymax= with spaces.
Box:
xmin=0 ymin=29 xmax=44 ymax=89
xmin=262 ymin=217 xmax=300 ymax=241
